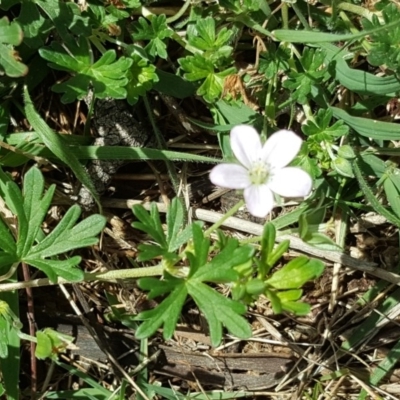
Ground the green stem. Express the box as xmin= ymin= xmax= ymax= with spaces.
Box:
xmin=170 ymin=31 xmax=202 ymax=55
xmin=0 ymin=265 xmax=164 ymax=293
xmin=291 ymin=2 xmax=310 ymax=29
xmin=86 ymin=264 xmax=163 ymax=281
xmin=281 ymin=3 xmax=289 ymax=30
xmin=18 ymin=332 xmax=37 ymax=343
xmin=204 ymin=199 xmax=245 ymax=237
xmin=166 ymin=0 xmax=191 ymax=23
xmin=318 ymin=0 xmax=376 ymax=19
xmin=0 ymin=263 xmax=20 ymax=283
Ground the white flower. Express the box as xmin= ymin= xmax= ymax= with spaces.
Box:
xmin=210 ymin=125 xmax=312 ymax=218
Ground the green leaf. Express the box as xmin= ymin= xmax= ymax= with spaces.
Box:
xmin=198 ymin=69 xmax=235 ymax=103
xmin=265 ymin=289 xmax=282 ymax=314
xmin=21 ymin=167 xmax=55 ymax=257
xmin=35 ymin=331 xmax=52 ymax=360
xmin=132 ymin=203 xmax=167 ymax=248
xmin=36 ymin=0 xmax=91 ymax=42
xmin=266 ymin=256 xmax=325 ymax=289
xmin=187 ymin=281 xmax=251 ymax=346
xmin=302 ymin=109 xmax=348 ymax=140
xmin=261 ymin=223 xmax=276 ymax=265
xmin=132 ymin=15 xmax=172 ymax=59
xmin=126 ymin=55 xmax=158 ymax=105
xmin=186 ymin=223 xmax=210 ymax=277
xmin=0 ymin=289 xmax=20 ymax=399
xmin=39 ymin=38 xmax=132 ymax=102
xmin=168 ymin=222 xmax=196 ymax=254
xmin=362 ymin=4 xmax=400 ymax=73
xmin=258 ymin=43 xmax=290 ymax=79
xmin=179 ymin=54 xmax=236 ymax=103
xmin=281 ymin=301 xmax=310 ymax=315
xmin=338 ymin=145 xmax=356 ymax=160
xmin=35 ymin=328 xmax=74 ymax=360
xmin=138 ymin=274 xmax=183 ymax=299
xmin=0 ymin=317 xmax=9 ymax=358
xmin=192 ymin=238 xmax=253 ymax=283
xmin=15 ymin=1 xmax=51 ymax=49
xmin=135 ymin=284 xmax=187 ymax=340
xmin=0 ymin=17 xmax=22 ymax=45
xmin=322 ymin=42 xmax=400 ymax=96
xmin=23 ymin=87 xmax=102 ymax=211
xmin=384 ymin=175 xmax=400 ymax=219
xmin=331 ymin=107 xmax=400 ymax=140
xmin=136 ymin=225 xmax=254 ymax=345
xmin=25 ymin=256 xmax=84 ymax=283
xmin=5 ymin=180 xmax=28 ymax=257
xmin=166 ymin=198 xmax=192 ymax=253
xmin=28 ymin=206 xmax=105 ymax=258
xmin=0 ymin=17 xmax=27 ymax=77
xmin=271 ymin=289 xmax=312 ymax=315
xmin=179 ymin=54 xmax=214 ymax=81
xmin=276 ymin=289 xmax=303 ymax=302
xmin=353 ymin=158 xmax=400 ymax=227
xmin=332 ymin=157 xmax=354 ymax=178
xmin=136 ymin=244 xmax=166 ymax=262
xmin=0 ymin=253 xmax=19 ymax=268
xmin=0 ymin=218 xmax=16 ymax=256
xmin=166 ymin=198 xmax=183 ymax=246
xmin=188 ymin=17 xmax=233 ymax=59
xmin=267 ymin=240 xmax=290 ymax=270
xmin=283 ymin=48 xmax=328 ymax=104
xmin=291 ymin=143 xmax=321 ymax=180
xmin=245 ymin=278 xmax=266 ymax=295
xmin=154 ymin=69 xmax=196 ymax=99
xmin=273 ymin=14 xmax=400 ymax=43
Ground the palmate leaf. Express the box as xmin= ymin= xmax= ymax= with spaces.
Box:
xmin=131 ymin=15 xmax=172 ymax=59
xmin=132 ymin=199 xmax=195 ymax=259
xmin=125 ymin=55 xmax=158 ymax=105
xmin=135 ymin=283 xmax=188 ymax=340
xmin=27 ymin=205 xmax=105 ymax=259
xmin=187 ymin=281 xmax=251 ymax=346
xmin=0 ymin=166 xmax=106 ymax=282
xmin=188 ymin=17 xmax=232 ymax=53
xmin=39 ymin=36 xmax=132 ymax=103
xmin=24 ymin=257 xmax=83 ymax=283
xmin=135 ymin=223 xmax=254 ymax=346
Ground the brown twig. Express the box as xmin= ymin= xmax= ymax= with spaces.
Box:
xmin=21 ymin=262 xmax=37 ymax=399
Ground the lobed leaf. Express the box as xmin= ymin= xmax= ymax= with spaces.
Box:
xmin=265 ymin=256 xmax=324 ymax=289
xmin=187 ymin=281 xmax=251 ymax=346
xmin=25 ymin=256 xmax=84 ymax=283
xmin=135 ymin=284 xmax=187 ymax=340
xmin=28 ymin=207 xmax=105 ymax=259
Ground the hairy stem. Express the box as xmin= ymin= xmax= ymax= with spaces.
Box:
xmin=0 ymin=265 xmax=164 ymax=293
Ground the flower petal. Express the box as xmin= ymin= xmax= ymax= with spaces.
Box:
xmin=269 ymin=167 xmax=312 ymax=197
xmin=261 ymin=130 xmax=302 ymax=169
xmin=210 ymin=164 xmax=250 ymax=189
xmin=244 ymin=184 xmax=274 ymax=218
xmin=230 ymin=125 xmax=261 ymax=168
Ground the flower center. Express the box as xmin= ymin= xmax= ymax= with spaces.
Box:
xmin=248 ymin=161 xmax=270 ymax=185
